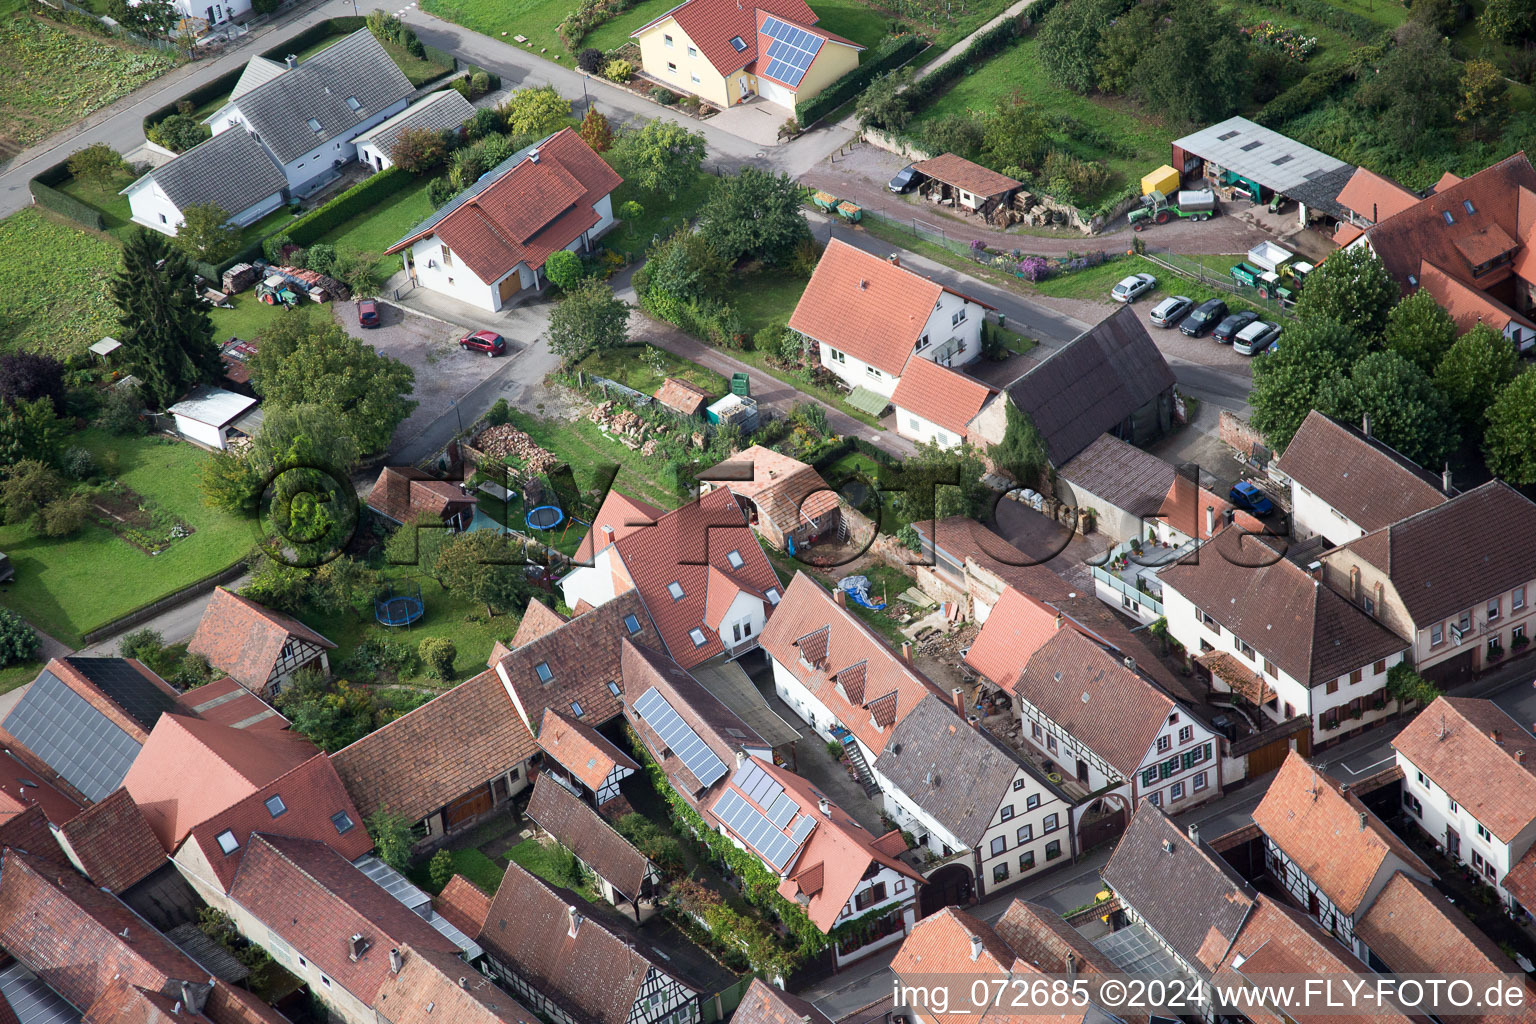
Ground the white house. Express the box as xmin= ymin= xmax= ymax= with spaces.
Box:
xmin=354 ymin=89 xmax=477 ymax=172
xmin=888 ymin=356 xmax=997 ymax=449
xmin=386 ymin=127 xmax=621 ymax=314
xmin=203 ymin=32 xmax=414 ymax=195
xmin=557 ymin=488 xmax=780 ymax=670
xmin=1159 ymin=527 xmax=1410 ymax=746
xmin=1275 ymin=410 xmax=1450 ymax=547
xmin=873 ymin=693 xmax=1073 ymax=898
xmin=166 ymin=386 xmax=258 ymax=451
xmin=1253 ymin=751 xmax=1435 ymax=956
xmin=1393 ymin=696 xmax=1536 ymax=913
xmin=122 ymin=126 xmax=288 ymax=237
xmin=787 ymin=240 xmax=991 ymax=401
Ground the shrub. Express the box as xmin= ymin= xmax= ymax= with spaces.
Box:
xmin=577 ymin=47 xmax=604 ymax=72
xmin=286 ymin=167 xmax=413 ymax=246
xmin=98 ymin=384 xmax=146 ymax=435
xmin=171 ymin=651 xmax=214 ymax=689
xmin=486 ymin=397 xmax=512 ymax=426
xmin=418 ymin=636 xmax=457 ymax=680
xmin=471 ymin=71 xmax=491 ymax=96
xmin=147 ymin=113 xmax=210 ymax=153
xmin=303 ymin=242 xmax=338 ymax=276
xmin=429 ymin=848 xmax=454 ymax=888
xmin=897 ymin=522 xmax=922 ymax=552
xmin=465 ymin=107 xmax=502 ymax=141
xmin=604 ymin=58 xmax=634 ymax=82
xmin=390 ymin=126 xmax=449 ymax=171
xmin=650 ymin=87 xmax=678 ymax=105
xmin=39 ymin=491 xmax=90 ymax=538
xmin=545 ymin=250 xmax=586 ymax=291
xmin=61 ymin=446 xmax=95 ymax=481
xmin=262 ymin=233 xmax=295 ymax=264
xmin=119 ymin=627 xmax=165 ymax=663
xmin=427 ymin=176 xmax=458 ymax=208
xmin=0 ymin=610 xmax=38 ymax=668
xmin=778 ymin=117 xmax=800 ymax=139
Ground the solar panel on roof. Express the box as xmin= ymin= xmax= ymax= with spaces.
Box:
xmin=3 ymin=670 xmax=141 ymax=802
xmin=759 ymin=15 xmax=822 ymax=87
xmin=714 ymin=789 xmax=798 ymax=871
xmin=731 ymin=760 xmax=784 ymax=807
xmin=789 ymin=815 xmax=816 ymax=845
xmin=765 ymin=791 xmax=797 ymax=827
xmin=635 ymin=687 xmax=728 ymax=788
xmin=65 ymin=656 xmax=180 ymax=731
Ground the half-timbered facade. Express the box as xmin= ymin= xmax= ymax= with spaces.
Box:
xmin=189 ymin=587 xmax=337 ymax=698
xmin=535 ymin=707 xmax=639 ymax=806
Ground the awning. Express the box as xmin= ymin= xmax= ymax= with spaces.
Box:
xmin=846 ymin=386 xmax=890 ymax=417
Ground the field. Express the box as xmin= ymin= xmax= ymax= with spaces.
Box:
xmin=0 ymin=430 xmax=250 ymax=646
xmin=0 ymin=18 xmax=177 ymax=159
xmin=0 ymin=209 xmax=122 ymax=359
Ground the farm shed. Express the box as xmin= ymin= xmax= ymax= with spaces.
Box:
xmin=911 ymin=153 xmax=1021 ymax=223
xmin=1170 ymin=116 xmax=1356 ymax=229
xmin=166 ymin=386 xmax=258 ymax=451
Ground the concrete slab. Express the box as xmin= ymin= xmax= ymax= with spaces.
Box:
xmin=705 ymin=96 xmax=794 ymax=148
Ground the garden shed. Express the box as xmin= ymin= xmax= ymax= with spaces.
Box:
xmin=911 ymin=153 xmax=1021 ymax=224
xmin=166 ymin=386 xmax=258 ymax=451
xmin=1170 ymin=116 xmax=1355 ymax=229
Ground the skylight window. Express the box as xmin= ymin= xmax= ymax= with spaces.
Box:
xmin=667 ymin=581 xmax=685 ymax=600
xmin=727 ymin=550 xmax=745 ymax=570
xmin=571 ymin=700 xmax=585 ymax=718
xmin=1464 ymin=199 xmax=1476 ymax=215
xmin=307 ymin=118 xmax=322 ymax=133
xmin=729 ymin=35 xmax=747 ymax=51
xmin=331 ymin=811 xmax=355 ymax=835
xmin=624 ymin=613 xmax=641 ymax=635
xmin=345 ymin=96 xmax=361 ymax=111
xmin=535 ymin=662 xmax=554 ymax=684
xmin=1443 ymin=210 xmax=1455 ymax=225
xmin=265 ymin=795 xmax=287 ymax=818
xmin=216 ymin=830 xmax=240 ymax=855
xmin=607 ymin=680 xmax=622 ymax=697
xmin=766 ymin=588 xmax=781 ymax=605
xmin=689 ymin=628 xmax=707 ymax=647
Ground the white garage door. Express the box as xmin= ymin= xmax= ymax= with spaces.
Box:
xmin=758 ymin=76 xmax=795 ymax=108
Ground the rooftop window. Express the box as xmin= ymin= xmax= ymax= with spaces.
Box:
xmin=307 ymin=117 xmax=322 ymax=132
xmin=730 ymin=35 xmax=747 ymax=50
xmin=265 ymin=795 xmax=287 ymax=818
xmin=727 ymin=550 xmax=745 ymax=569
xmin=216 ymin=830 xmax=240 ymax=855
xmin=331 ymin=811 xmax=355 ymax=835
xmin=1443 ymin=210 xmax=1455 ymax=225
xmin=667 ymin=581 xmax=685 ymax=600
xmin=345 ymin=96 xmax=361 ymax=111
xmin=571 ymin=700 xmax=585 ymax=718
xmin=689 ymin=628 xmax=707 ymax=647
xmin=536 ymin=662 xmax=553 ymax=684
xmin=1464 ymin=199 xmax=1476 ymax=215
xmin=624 ymin=613 xmax=641 ymax=635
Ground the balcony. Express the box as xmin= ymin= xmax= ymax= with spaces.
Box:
xmin=1087 ymin=537 xmax=1193 ymax=623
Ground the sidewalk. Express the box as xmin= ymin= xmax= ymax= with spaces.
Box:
xmin=911 ymin=0 xmax=1037 ymax=79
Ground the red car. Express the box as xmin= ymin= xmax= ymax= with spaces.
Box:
xmin=459 ymin=330 xmax=507 ymax=356
xmin=357 ymin=299 xmax=380 ymax=329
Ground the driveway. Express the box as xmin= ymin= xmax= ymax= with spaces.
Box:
xmin=706 ymin=96 xmax=795 ymax=148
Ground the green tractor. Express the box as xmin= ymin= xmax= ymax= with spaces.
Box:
xmin=1129 ymin=189 xmax=1219 ymax=230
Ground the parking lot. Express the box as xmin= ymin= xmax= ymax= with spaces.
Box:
xmin=332 ymin=300 xmax=516 ymax=450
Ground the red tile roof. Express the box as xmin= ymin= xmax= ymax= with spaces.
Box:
xmin=84 ymin=976 xmax=218 ymax=1024
xmin=1252 ymin=752 xmax=1433 ymax=915
xmin=526 ymin=774 xmax=654 ymax=900
xmin=373 ymin=943 xmax=540 ymax=1024
xmin=890 ymin=358 xmax=996 ymax=439
xmin=0 ymin=805 xmax=65 ymax=865
xmin=1336 ymin=167 xmax=1419 ymax=224
xmin=653 ymin=377 xmax=711 ymax=417
xmin=610 ymin=487 xmax=781 ymax=669
xmin=386 ymin=129 xmax=622 ymax=286
xmin=0 ymin=747 xmax=80 ymax=825
xmin=922 ymin=518 xmax=1074 ymax=605
xmin=535 ymin=707 xmax=640 ymax=791
xmin=122 ymin=713 xmax=320 ymax=849
xmin=365 ymin=467 xmax=478 ymax=525
xmin=0 ymin=850 xmax=288 ymax=1024
xmin=187 ymin=588 xmax=335 ymax=693
xmin=730 ymin=979 xmax=834 ymax=1024
xmin=757 ymin=572 xmax=946 ymax=755
xmin=963 ymin=587 xmax=1066 ymax=687
xmin=436 ymin=874 xmax=493 ymax=936
xmin=709 ymin=446 xmax=840 ymax=527
xmin=180 ymin=675 xmax=289 ymax=733
xmin=229 ymin=834 xmax=457 ymax=1003
xmin=633 ymin=0 xmax=818 ymax=76
xmin=511 ymin=600 xmax=567 ymax=647
xmin=789 ymin=240 xmax=990 ymax=376
xmin=1276 ymin=411 xmax=1449 ymax=534
xmin=1392 ymin=696 xmax=1536 ymax=843
xmin=573 ymin=489 xmax=667 ymax=564
xmin=55 ymin=788 xmax=164 ymax=893
xmin=911 ymin=153 xmax=1021 ymax=199
xmin=1434 ymin=171 xmax=1464 ymax=192
xmin=1417 ymin=260 xmax=1535 ymax=335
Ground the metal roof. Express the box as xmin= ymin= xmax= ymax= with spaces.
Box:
xmin=0 ymin=962 xmax=81 ymax=1024
xmin=1172 ymin=116 xmax=1350 ymax=194
xmin=685 ymin=661 xmax=801 ymax=748
xmin=350 ymin=854 xmax=482 ymax=959
xmin=167 ymin=386 xmax=258 ymax=427
xmin=88 ymin=338 xmax=120 ymax=357
xmin=1 ymin=669 xmax=141 ymax=803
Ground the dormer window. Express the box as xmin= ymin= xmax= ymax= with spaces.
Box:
xmin=307 ymin=118 xmax=322 ymax=133
xmin=346 ymin=96 xmax=361 ymax=111
xmin=726 ymin=550 xmax=744 ymax=569
xmin=667 ymin=581 xmax=685 ymax=600
xmin=766 ymin=588 xmax=780 ymax=605
xmin=535 ymin=662 xmax=553 ymax=684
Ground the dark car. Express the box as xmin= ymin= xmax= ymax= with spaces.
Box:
xmin=357 ymin=299 xmax=380 ymax=329
xmin=1229 ymin=480 xmax=1276 ymax=517
xmin=888 ymin=165 xmax=923 ymax=193
xmin=1210 ymin=310 xmax=1258 ymax=344
xmin=1179 ymin=298 xmax=1229 ymax=337
xmin=459 ymin=330 xmax=507 ymax=356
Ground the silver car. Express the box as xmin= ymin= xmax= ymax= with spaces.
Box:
xmin=1149 ymin=295 xmax=1193 ymax=328
xmin=1234 ymin=320 xmax=1282 ymax=355
xmin=1111 ymin=272 xmax=1157 ymax=303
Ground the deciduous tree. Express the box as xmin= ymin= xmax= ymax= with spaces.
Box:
xmin=1315 ymin=350 xmax=1455 ymax=466
xmin=1483 ymin=372 xmax=1536 ymax=484
xmin=0 ymin=353 xmax=66 ymax=414
xmin=0 ymin=610 xmax=38 ymax=668
xmin=110 ymin=230 xmax=222 ymax=410
xmin=697 ymin=168 xmax=811 ymax=266
xmin=1130 ymin=0 xmax=1251 ymax=125
xmin=1479 ymin=0 xmax=1536 ymax=43
xmin=499 ymin=85 xmax=571 ymax=136
xmin=612 ymin=119 xmax=706 ymax=200
xmin=548 ymin=279 xmax=629 ymax=365
xmin=66 ymin=143 xmax=127 ymax=185
xmin=1038 ymin=0 xmax=1128 ymax=93
xmin=108 ymin=0 xmax=176 ymax=38
xmin=390 ymin=127 xmax=449 ymax=172
xmin=434 ymin=530 xmax=534 ymax=616
xmin=577 ymin=106 xmax=614 ymax=152
xmin=1357 ymin=23 xmax=1458 ymax=156
xmin=1249 ymin=319 xmax=1367 ymax=449
xmin=1383 ymin=289 xmax=1457 ymax=374
xmin=640 ymin=228 xmax=730 ymax=302
xmin=1456 ymin=58 xmax=1510 ymax=141
xmin=1432 ymin=323 xmax=1517 ymax=435
xmin=173 ymin=203 xmax=240 ymax=264
xmin=1292 ymin=244 xmax=1398 ymax=339
xmin=147 ymin=113 xmax=209 ymax=153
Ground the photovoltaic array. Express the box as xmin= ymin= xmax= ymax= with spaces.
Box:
xmin=634 ymin=687 xmax=728 ymax=788
xmin=760 ymin=16 xmax=823 ymax=87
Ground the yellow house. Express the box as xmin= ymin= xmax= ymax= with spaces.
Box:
xmin=631 ymin=0 xmax=862 ymax=110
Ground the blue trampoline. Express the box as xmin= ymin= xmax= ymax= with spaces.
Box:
xmin=375 ymin=580 xmax=424 ymax=627
xmin=526 ymin=505 xmax=564 ymax=531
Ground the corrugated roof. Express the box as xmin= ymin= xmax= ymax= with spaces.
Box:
xmin=1172 ymin=116 xmax=1351 ymax=195
xmin=166 ymin=386 xmax=257 ymax=428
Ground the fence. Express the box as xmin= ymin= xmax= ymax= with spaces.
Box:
xmin=1141 ymin=250 xmax=1297 ymax=320
xmin=34 ymin=0 xmax=183 ymax=52
xmin=858 ymin=206 xmax=976 ymax=258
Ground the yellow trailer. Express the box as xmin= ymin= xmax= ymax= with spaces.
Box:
xmin=1141 ymin=165 xmax=1181 ymax=197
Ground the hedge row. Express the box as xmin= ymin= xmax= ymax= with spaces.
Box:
xmin=29 ymin=175 xmax=105 ymax=232
xmin=1255 ymin=49 xmax=1360 ymax=127
xmin=795 ymin=34 xmax=929 ymax=127
xmin=286 ymin=166 xmax=415 ymax=246
xmin=903 ymin=15 xmax=1022 ymax=108
xmin=809 ymin=435 xmax=899 ymax=474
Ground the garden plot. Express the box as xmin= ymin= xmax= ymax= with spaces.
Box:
xmin=0 ymin=209 xmax=121 ymax=359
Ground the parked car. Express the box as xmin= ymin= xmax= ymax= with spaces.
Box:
xmin=1112 ymin=273 xmax=1157 ymax=303
xmin=357 ymin=299 xmax=380 ymax=329
xmin=0 ymin=552 xmax=13 ymax=583
xmin=888 ymin=165 xmax=923 ymax=193
xmin=459 ymin=330 xmax=507 ymax=356
xmin=1211 ymin=310 xmax=1259 ymax=344
xmin=1229 ymin=481 xmax=1276 ymax=516
xmin=1149 ymin=295 xmax=1194 ymax=328
xmin=1233 ymin=320 xmax=1282 ymax=356
xmin=1178 ymin=298 xmax=1229 ymax=337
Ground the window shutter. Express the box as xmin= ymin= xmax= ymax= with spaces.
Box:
xmin=1204 ymin=742 xmax=1213 ymax=762
xmin=1182 ymin=749 xmax=1195 ymax=770
xmin=1142 ymin=766 xmax=1157 ymax=786
xmin=1160 ymin=760 xmax=1173 ymax=779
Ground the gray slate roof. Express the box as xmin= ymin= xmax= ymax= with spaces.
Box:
xmin=1004 ymin=305 xmax=1177 ymax=466
xmin=354 ymin=89 xmax=476 ymax=160
xmin=1101 ymin=802 xmax=1254 ymax=978
xmin=230 ymin=55 xmax=286 ymax=102
xmin=133 ymin=127 xmax=287 ymax=216
xmin=874 ymin=694 xmax=1061 ymax=847
xmin=232 ymin=29 xmax=412 ymax=164
xmin=1058 ymin=433 xmax=1176 ymax=519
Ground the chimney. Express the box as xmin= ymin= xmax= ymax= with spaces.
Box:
xmin=900 ymin=641 xmax=914 ymax=664
xmin=1518 ymin=750 xmax=1527 ymax=764
xmin=818 ymin=797 xmax=830 ymax=816
xmin=951 ymin=687 xmax=965 ymax=715
xmin=1122 ymin=656 xmax=1136 ymax=673
xmin=969 ymin=935 xmax=984 ymax=962
xmin=1187 ymin=823 xmax=1200 ymax=844
xmin=888 ymin=254 xmax=901 ymax=267
xmin=173 ymin=1003 xmax=182 ymax=1016
xmin=834 ymin=588 xmax=847 ymax=608
xmin=284 ymin=53 xmax=297 ymax=69
xmin=1205 ymin=505 xmax=1215 ymax=537
xmin=1362 ymin=412 xmax=1371 ymax=437
xmin=529 ymin=148 xmax=541 ymax=164
xmin=389 ymin=948 xmax=403 ymax=974
xmin=1054 ymin=611 xmax=1063 ymax=631
xmin=1358 ymin=812 xmax=1368 ymax=831
xmin=459 ymin=977 xmax=469 ymax=990
xmin=1491 ymin=728 xmax=1503 ymax=744
xmin=735 ymin=750 xmax=747 ymax=766
xmin=348 ymin=934 xmax=371 ymax=961
xmin=1307 ymin=560 xmax=1323 ymax=580
xmin=1443 ymin=464 xmax=1453 ymax=494
xmin=567 ymin=906 xmax=583 ymax=938
xmin=1066 ymin=951 xmax=1077 ymax=981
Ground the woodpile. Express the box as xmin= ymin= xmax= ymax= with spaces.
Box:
xmin=472 ymin=425 xmax=558 ymax=474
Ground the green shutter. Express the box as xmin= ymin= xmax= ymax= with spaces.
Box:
xmin=1160 ymin=760 xmax=1173 ymax=779
xmin=1204 ymin=742 xmax=1213 ymax=762
xmin=1142 ymin=766 xmax=1157 ymax=786
xmin=1182 ymin=750 xmax=1195 ymax=770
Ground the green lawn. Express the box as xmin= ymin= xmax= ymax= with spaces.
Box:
xmin=301 ymin=585 xmax=521 ymax=682
xmin=0 ymin=209 xmax=122 ymax=359
xmin=237 ymin=204 xmax=302 ymax=250
xmin=209 ymin=293 xmax=311 ymax=342
xmin=504 ymin=408 xmax=681 ymax=509
xmin=304 ymin=175 xmax=434 ymax=280
xmin=582 ymin=0 xmax=679 ymax=52
xmin=474 ymin=490 xmax=591 ymax=558
xmin=733 ymin=267 xmax=809 ymax=335
xmin=406 ymin=846 xmax=506 ymax=894
xmin=57 ymin=173 xmax=136 ymax=240
xmin=420 ymin=0 xmax=571 ymax=59
xmin=600 ymin=169 xmax=718 ymax=263
xmin=0 ymin=430 xmax=250 ymax=646
xmin=574 ymin=342 xmax=726 ymax=396
xmin=380 ymin=38 xmax=455 ymax=86
xmin=0 ymin=662 xmax=41 ymax=694
xmin=1032 ymin=253 xmax=1279 ymax=320
xmin=807 ymin=0 xmax=901 ymax=47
